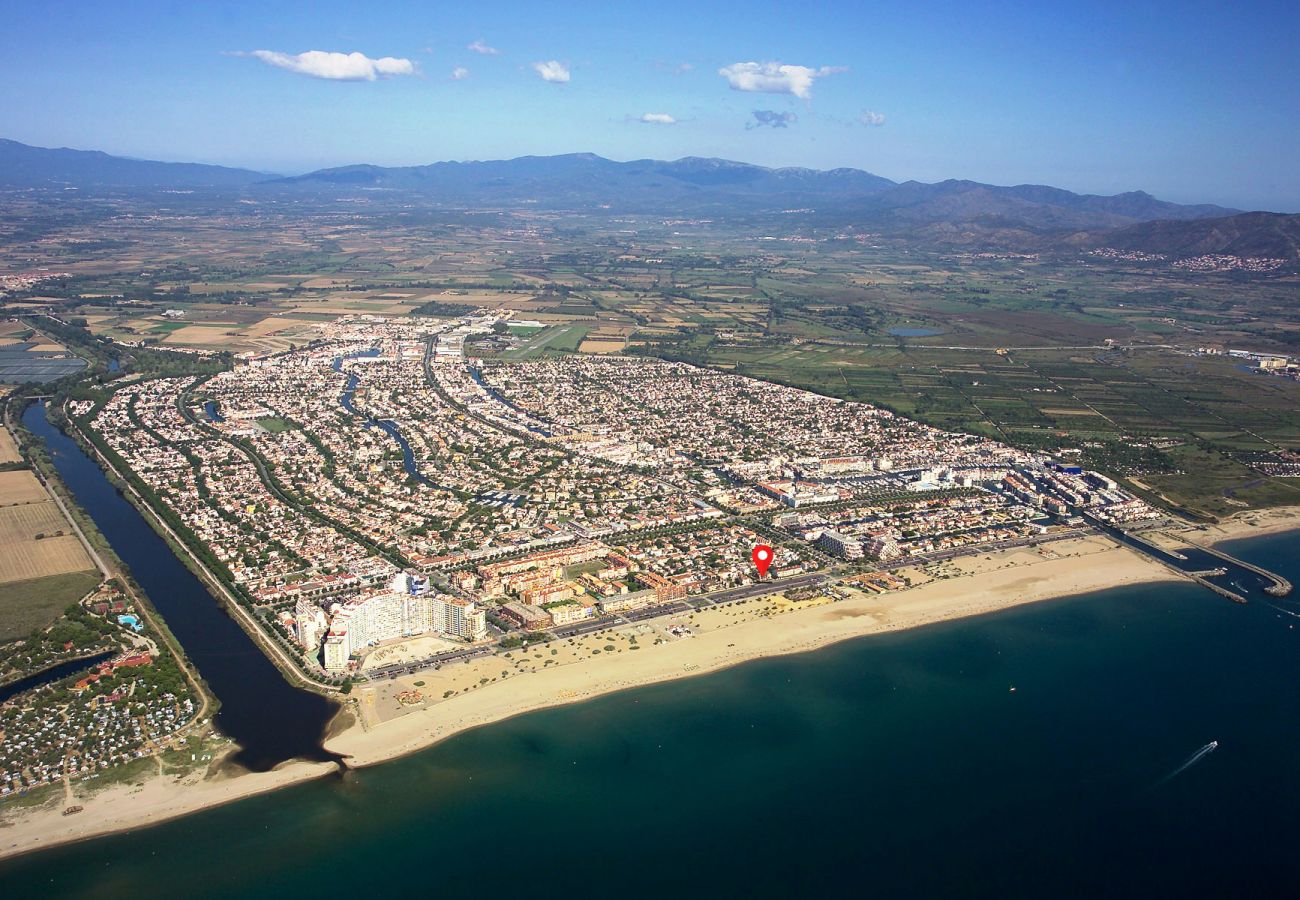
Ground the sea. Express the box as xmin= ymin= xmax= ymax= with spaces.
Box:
xmin=4 ymin=404 xmax=1300 ymax=897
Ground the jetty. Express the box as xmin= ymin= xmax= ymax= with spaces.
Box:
xmin=1191 ymin=544 xmax=1292 ymax=598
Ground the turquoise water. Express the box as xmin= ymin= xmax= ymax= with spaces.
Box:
xmin=3 ymin=530 xmax=1299 ymax=897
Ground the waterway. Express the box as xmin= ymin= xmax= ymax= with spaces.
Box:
xmin=20 ymin=402 xmax=340 ymax=771
xmin=1093 ymin=518 xmax=1282 ymax=602
xmin=334 ymin=350 xmax=440 ymax=487
xmin=0 ymin=651 xmax=114 ymax=705
xmin=467 ymin=364 xmax=553 ymax=436
xmin=202 ymin=399 xmax=223 ymax=423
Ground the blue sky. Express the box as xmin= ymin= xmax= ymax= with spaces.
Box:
xmin=5 ymin=0 xmax=1299 ymax=210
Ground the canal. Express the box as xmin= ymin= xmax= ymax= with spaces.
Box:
xmin=334 ymin=350 xmax=442 ymax=488
xmin=21 ymin=402 xmax=341 ymax=771
xmin=0 ymin=651 xmax=115 ymax=705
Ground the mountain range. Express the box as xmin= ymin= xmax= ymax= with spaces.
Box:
xmin=2 ymin=137 xmax=1295 ymax=259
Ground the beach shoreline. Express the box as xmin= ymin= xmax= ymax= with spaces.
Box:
xmin=1198 ymin=505 xmax=1300 ymax=544
xmin=0 ymin=534 xmax=1189 ymax=862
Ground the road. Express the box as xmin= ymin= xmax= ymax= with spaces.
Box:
xmin=363 ymin=645 xmax=495 ymax=681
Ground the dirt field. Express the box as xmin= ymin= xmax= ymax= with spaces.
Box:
xmin=0 ymin=469 xmax=96 ymax=584
xmin=0 ymin=503 xmax=95 ymax=583
xmin=159 ymin=324 xmax=243 ymax=346
xmin=0 ymin=424 xmax=20 ymax=465
xmin=578 ymin=339 xmax=626 ymax=354
xmin=0 ymin=470 xmax=50 ymax=505
xmin=239 ymin=316 xmax=307 ymax=338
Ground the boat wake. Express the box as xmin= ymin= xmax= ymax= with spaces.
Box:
xmin=1264 ymin=600 xmax=1300 ymax=620
xmin=1156 ymin=741 xmax=1218 ymax=786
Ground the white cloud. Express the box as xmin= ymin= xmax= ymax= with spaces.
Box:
xmin=451 ymin=66 xmax=470 ymax=81
xmin=248 ymin=49 xmax=417 ymax=81
xmin=639 ymin=113 xmax=677 ymax=124
xmin=860 ymin=109 xmax=886 ymax=126
xmin=533 ymin=60 xmax=570 ymax=83
xmin=717 ymin=61 xmax=843 ymax=99
xmin=468 ymin=39 xmax=499 ymax=55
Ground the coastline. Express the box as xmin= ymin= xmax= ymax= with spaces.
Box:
xmin=0 ymin=758 xmax=339 ymax=862
xmin=0 ymin=534 xmax=1180 ymax=861
xmin=1197 ymin=505 xmax=1300 ymax=545
xmin=14 ymin=512 xmax=1298 ymax=863
xmin=326 ymin=537 xmax=1175 ymax=768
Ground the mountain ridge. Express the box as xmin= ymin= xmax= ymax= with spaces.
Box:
xmin=1 ymin=138 xmax=1279 ymax=247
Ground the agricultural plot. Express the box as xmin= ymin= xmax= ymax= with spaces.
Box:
xmin=0 ymin=570 xmax=103 ymax=641
xmin=0 ymin=422 xmax=20 ymax=465
xmin=0 ymin=470 xmax=50 ymax=505
xmin=0 ymin=465 xmax=96 ymax=589
xmin=0 ymin=502 xmax=95 ymax=583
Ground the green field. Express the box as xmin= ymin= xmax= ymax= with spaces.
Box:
xmin=0 ymin=570 xmax=102 ymax=640
xmin=255 ymin=416 xmax=297 ymax=433
xmin=504 ymin=324 xmax=590 ymax=360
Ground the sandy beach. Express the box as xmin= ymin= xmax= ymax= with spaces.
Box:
xmin=0 ymin=758 xmax=338 ymax=862
xmin=1187 ymin=505 xmax=1300 ymax=543
xmin=328 ymin=536 xmax=1175 ymax=767
xmin=0 ymin=534 xmax=1197 ymax=862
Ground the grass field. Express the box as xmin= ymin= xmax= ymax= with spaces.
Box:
xmin=0 ymin=570 xmax=103 ymax=640
xmin=504 ymin=324 xmax=591 ymax=360
xmin=255 ymin=416 xmax=297 ymax=433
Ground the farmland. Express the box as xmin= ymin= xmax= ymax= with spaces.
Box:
xmin=0 ymin=570 xmax=102 ymax=641
xmin=0 ymin=424 xmax=98 ymax=633
xmin=3 ymin=192 xmax=1298 ymax=520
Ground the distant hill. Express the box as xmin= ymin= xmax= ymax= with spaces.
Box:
xmin=851 ymin=180 xmax=1235 ymax=231
xmin=0 ymin=138 xmax=1254 ymax=236
xmin=265 ymin=153 xmax=899 ymax=210
xmin=268 ymin=154 xmax=1238 ymax=230
xmin=1090 ymin=211 xmax=1300 ymax=261
xmin=0 ymin=138 xmax=271 ymax=189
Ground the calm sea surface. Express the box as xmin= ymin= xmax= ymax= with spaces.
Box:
xmin=7 ymin=403 xmax=1300 ymax=897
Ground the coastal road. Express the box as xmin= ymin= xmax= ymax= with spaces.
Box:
xmin=363 ymin=645 xmax=495 ymax=681
xmin=542 ymin=572 xmax=829 ymax=639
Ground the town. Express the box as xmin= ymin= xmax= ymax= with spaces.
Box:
xmin=71 ymin=312 xmax=1163 ymax=683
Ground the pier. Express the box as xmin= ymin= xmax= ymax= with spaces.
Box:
xmin=1191 ymin=544 xmax=1293 ymax=597
xmin=1089 ymin=514 xmax=1292 ymax=604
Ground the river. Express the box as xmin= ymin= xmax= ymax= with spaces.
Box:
xmin=20 ymin=402 xmax=340 ymax=771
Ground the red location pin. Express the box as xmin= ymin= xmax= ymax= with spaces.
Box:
xmin=752 ymin=544 xmax=774 ymax=577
